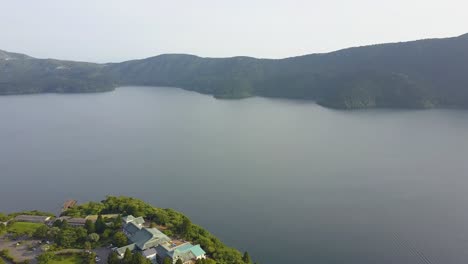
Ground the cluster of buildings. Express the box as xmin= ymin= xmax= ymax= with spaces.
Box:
xmin=117 ymin=215 xmax=206 ymax=264
xmin=12 ymin=213 xmax=207 ymax=264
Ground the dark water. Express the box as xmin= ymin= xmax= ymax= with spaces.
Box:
xmin=1 ymin=86 xmax=468 ymax=264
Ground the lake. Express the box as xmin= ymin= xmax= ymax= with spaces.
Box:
xmin=1 ymin=86 xmax=468 ymax=264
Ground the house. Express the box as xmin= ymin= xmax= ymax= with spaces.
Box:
xmin=56 ymin=216 xmax=90 ymax=227
xmin=155 ymin=243 xmax=206 ymax=264
xmin=14 ymin=215 xmax=51 ymax=223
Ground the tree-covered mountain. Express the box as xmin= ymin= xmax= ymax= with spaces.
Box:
xmin=0 ymin=51 xmax=115 ymax=95
xmin=1 ymin=33 xmax=468 ymax=109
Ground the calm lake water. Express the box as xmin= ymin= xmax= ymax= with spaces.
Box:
xmin=1 ymin=86 xmax=468 ymax=264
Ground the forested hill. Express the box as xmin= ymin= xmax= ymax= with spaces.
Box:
xmin=2 ymin=33 xmax=468 ymax=109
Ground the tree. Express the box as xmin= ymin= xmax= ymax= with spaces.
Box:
xmin=57 ymin=229 xmax=78 ymax=248
xmin=95 ymin=215 xmax=106 ymax=234
xmin=85 ymin=219 xmax=95 ymax=234
xmin=175 ymin=259 xmax=183 ymax=264
xmin=132 ymin=252 xmax=151 ymax=264
xmin=113 ymin=231 xmax=128 ymax=247
xmin=47 ymin=227 xmax=60 ymax=240
xmin=0 ymin=213 xmax=8 ymax=222
xmin=87 ymin=233 xmax=100 ymax=243
xmin=83 ymin=252 xmax=96 ymax=264
xmin=37 ymin=252 xmax=54 ymax=264
xmin=179 ymin=217 xmax=192 ymax=236
xmin=75 ymin=227 xmax=89 ymax=245
xmin=113 ymin=215 xmax=123 ymax=230
xmin=163 ymin=257 xmax=172 ymax=264
xmin=242 ymin=252 xmax=251 ymax=263
xmin=33 ymin=225 xmax=49 ymax=239
xmin=84 ymin=241 xmax=92 ymax=251
xmin=107 ymin=251 xmax=121 ymax=264
xmin=123 ymin=248 xmax=133 ymax=264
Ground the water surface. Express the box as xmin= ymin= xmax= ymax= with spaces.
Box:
xmin=1 ymin=86 xmax=468 ymax=264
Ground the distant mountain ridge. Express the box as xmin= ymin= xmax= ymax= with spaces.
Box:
xmin=1 ymin=33 xmax=468 ymax=109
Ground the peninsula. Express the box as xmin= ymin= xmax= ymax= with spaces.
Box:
xmin=0 ymin=196 xmax=253 ymax=264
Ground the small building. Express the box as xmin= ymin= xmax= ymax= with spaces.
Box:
xmin=56 ymin=216 xmax=90 ymax=227
xmin=15 ymin=215 xmax=51 ymax=223
xmin=155 ymin=243 xmax=206 ymax=264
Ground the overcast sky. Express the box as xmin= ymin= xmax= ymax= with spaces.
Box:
xmin=1 ymin=0 xmax=467 ymax=63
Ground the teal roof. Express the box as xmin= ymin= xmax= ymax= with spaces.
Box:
xmin=189 ymin=245 xmax=206 ymax=257
xmin=169 ymin=243 xmax=206 ymax=259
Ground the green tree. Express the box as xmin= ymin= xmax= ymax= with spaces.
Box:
xmin=75 ymin=227 xmax=89 ymax=245
xmin=242 ymin=252 xmax=251 ymax=263
xmin=57 ymin=229 xmax=78 ymax=248
xmin=84 ymin=241 xmax=92 ymax=251
xmin=95 ymin=215 xmax=106 ymax=234
xmin=85 ymin=219 xmax=95 ymax=234
xmin=163 ymin=257 xmax=172 ymax=264
xmin=107 ymin=251 xmax=121 ymax=264
xmin=33 ymin=225 xmax=49 ymax=239
xmin=113 ymin=215 xmax=123 ymax=230
xmin=0 ymin=213 xmax=8 ymax=222
xmin=46 ymin=227 xmax=60 ymax=240
xmin=123 ymin=248 xmax=133 ymax=264
xmin=87 ymin=233 xmax=100 ymax=243
xmin=113 ymin=231 xmax=128 ymax=247
xmin=132 ymin=252 xmax=151 ymax=264
xmin=37 ymin=252 xmax=54 ymax=264
xmin=179 ymin=217 xmax=192 ymax=236
xmin=83 ymin=252 xmax=96 ymax=264
xmin=175 ymin=259 xmax=183 ymax=264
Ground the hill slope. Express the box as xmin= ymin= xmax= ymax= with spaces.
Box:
xmin=0 ymin=50 xmax=115 ymax=95
xmin=2 ymin=33 xmax=468 ymax=109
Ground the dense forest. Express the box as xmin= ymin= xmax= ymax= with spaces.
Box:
xmin=1 ymin=33 xmax=468 ymax=109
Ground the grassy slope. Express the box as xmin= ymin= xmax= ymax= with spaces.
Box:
xmin=7 ymin=222 xmax=44 ymax=236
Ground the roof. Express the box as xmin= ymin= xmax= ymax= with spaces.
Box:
xmin=116 ymin=243 xmax=136 ymax=256
xmin=122 ymin=215 xmax=145 ymax=225
xmin=166 ymin=243 xmax=206 ymax=262
xmin=15 ymin=215 xmax=51 ymax=222
xmin=129 ymin=227 xmax=170 ymax=250
xmin=142 ymin=248 xmax=157 ymax=258
xmin=124 ymin=222 xmax=142 ymax=236
xmin=58 ymin=216 xmax=88 ymax=224
xmin=122 ymin=215 xmax=135 ymax=223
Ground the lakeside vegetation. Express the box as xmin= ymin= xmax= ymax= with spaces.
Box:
xmin=1 ymin=33 xmax=468 ymax=109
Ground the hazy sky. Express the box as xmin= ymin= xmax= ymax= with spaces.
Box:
xmin=1 ymin=0 xmax=467 ymax=62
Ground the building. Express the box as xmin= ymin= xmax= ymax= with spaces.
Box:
xmin=122 ymin=215 xmax=145 ymax=237
xmin=116 ymin=215 xmax=206 ymax=264
xmin=116 ymin=216 xmax=171 ymax=258
xmin=14 ymin=215 xmax=51 ymax=223
xmin=56 ymin=216 xmax=90 ymax=227
xmin=155 ymin=243 xmax=206 ymax=264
